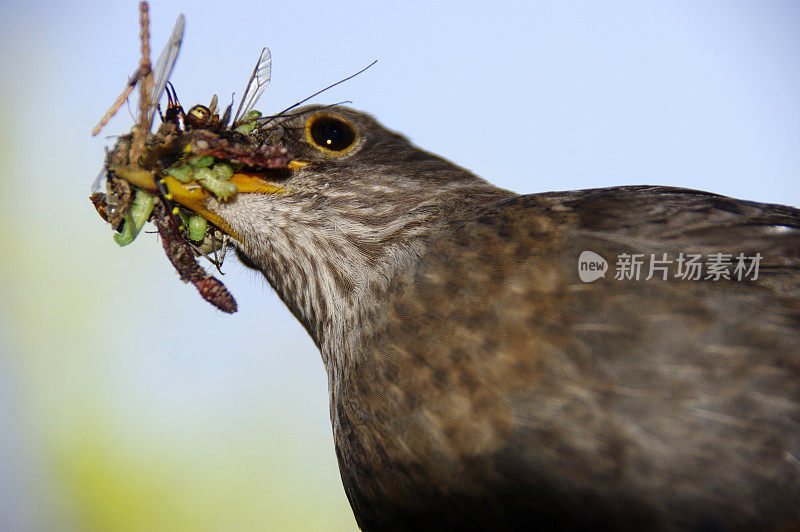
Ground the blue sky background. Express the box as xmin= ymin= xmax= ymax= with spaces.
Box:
xmin=1 ymin=1 xmax=799 ymax=530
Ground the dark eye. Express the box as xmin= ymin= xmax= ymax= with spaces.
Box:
xmin=308 ymin=116 xmax=356 ymax=152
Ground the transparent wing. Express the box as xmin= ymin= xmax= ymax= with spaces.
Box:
xmin=91 ymin=167 xmax=108 ymax=194
xmin=145 ymin=14 xmax=186 ymax=126
xmin=233 ymin=47 xmax=271 ymax=124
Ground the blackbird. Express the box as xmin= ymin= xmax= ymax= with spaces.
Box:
xmin=133 ymin=106 xmax=800 ymax=530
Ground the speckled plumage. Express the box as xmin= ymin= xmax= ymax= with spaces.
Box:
xmin=207 ymin=107 xmax=800 ymax=530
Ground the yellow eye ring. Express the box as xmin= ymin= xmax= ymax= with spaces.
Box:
xmin=304 ymin=113 xmax=359 ymax=156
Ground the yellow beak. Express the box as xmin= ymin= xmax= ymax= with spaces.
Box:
xmin=110 ymin=162 xmax=307 ymax=241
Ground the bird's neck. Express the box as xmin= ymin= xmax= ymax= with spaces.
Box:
xmin=231 ymin=177 xmax=513 ymax=371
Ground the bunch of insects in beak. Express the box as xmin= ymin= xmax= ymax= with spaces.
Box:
xmin=90 ymin=1 xmax=291 ymax=313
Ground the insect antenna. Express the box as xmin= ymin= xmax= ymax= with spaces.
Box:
xmin=262 ymin=101 xmax=352 ymax=123
xmin=258 ymin=60 xmax=377 ymax=129
xmin=255 ymin=101 xmax=352 ymax=148
xmin=179 ymin=229 xmax=229 ymax=273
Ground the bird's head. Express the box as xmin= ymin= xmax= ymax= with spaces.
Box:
xmin=121 ymin=106 xmax=510 ymax=355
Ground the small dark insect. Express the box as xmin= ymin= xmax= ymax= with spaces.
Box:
xmin=151 ymin=202 xmax=237 ymax=313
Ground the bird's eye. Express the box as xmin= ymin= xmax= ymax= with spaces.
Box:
xmin=307 ymin=115 xmax=357 ymax=153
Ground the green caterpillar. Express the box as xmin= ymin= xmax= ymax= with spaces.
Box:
xmin=114 ymin=189 xmax=156 ymax=246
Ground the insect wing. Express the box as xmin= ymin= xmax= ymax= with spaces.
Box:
xmin=146 ymin=14 xmax=186 ymax=127
xmin=233 ymin=47 xmax=271 ymax=125
xmin=91 ymin=167 xmax=108 ymax=195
